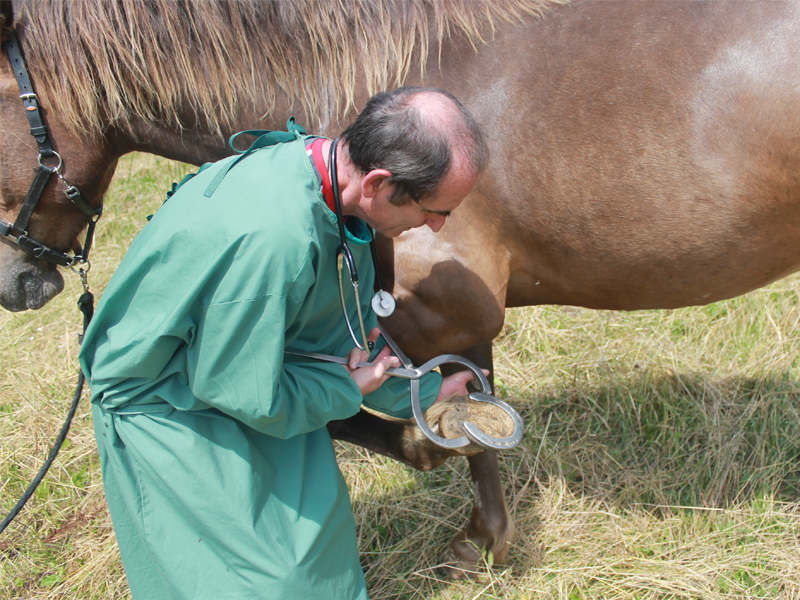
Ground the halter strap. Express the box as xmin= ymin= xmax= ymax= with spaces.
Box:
xmin=1 ymin=31 xmax=102 ymax=267
xmin=5 ymin=30 xmax=56 ymax=239
xmin=5 ymin=31 xmax=52 ymax=154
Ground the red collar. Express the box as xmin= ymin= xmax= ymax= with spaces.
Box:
xmin=310 ymin=138 xmax=336 ymax=213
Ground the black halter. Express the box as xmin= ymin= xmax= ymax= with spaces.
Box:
xmin=0 ymin=30 xmax=99 ymax=536
xmin=0 ymin=30 xmax=101 ymax=269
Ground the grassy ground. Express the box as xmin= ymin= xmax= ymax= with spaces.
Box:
xmin=3 ymin=153 xmax=800 ymax=599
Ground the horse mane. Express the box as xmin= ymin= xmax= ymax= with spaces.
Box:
xmin=12 ymin=0 xmax=561 ymax=137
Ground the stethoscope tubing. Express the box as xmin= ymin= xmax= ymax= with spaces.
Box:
xmin=330 ymin=137 xmax=374 ymax=351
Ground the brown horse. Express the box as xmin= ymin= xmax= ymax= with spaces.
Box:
xmin=4 ymin=0 xmax=800 ymax=579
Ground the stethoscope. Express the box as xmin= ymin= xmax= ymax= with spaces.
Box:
xmin=329 ymin=136 xmax=396 ymax=352
xmin=285 ymin=138 xmax=524 ymax=452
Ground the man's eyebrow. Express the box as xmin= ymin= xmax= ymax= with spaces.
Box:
xmin=424 ymin=208 xmax=452 ymax=217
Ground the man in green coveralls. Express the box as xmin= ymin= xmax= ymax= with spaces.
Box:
xmin=79 ymin=87 xmax=487 ymax=599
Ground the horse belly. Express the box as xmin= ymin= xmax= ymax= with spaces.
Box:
xmin=404 ymin=0 xmax=800 ymax=314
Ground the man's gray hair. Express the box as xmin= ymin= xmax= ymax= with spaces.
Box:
xmin=341 ymin=87 xmax=488 ymax=205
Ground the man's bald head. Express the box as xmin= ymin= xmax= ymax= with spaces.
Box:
xmin=341 ymin=87 xmax=488 ymax=205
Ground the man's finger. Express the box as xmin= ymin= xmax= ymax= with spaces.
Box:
xmin=456 ymin=370 xmax=476 ymax=384
xmin=367 ymin=327 xmax=381 ymax=344
xmin=374 ymin=354 xmax=400 ymax=374
xmin=347 ymin=348 xmax=366 ymax=370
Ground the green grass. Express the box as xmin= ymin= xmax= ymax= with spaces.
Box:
xmin=3 ymin=153 xmax=800 ymax=599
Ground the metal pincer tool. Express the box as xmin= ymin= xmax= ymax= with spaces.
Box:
xmin=286 ymin=324 xmax=524 ymax=451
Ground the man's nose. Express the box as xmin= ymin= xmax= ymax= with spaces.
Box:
xmin=425 ymin=215 xmax=447 ymax=233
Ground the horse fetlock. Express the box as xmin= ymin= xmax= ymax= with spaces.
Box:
xmin=440 ymin=531 xmax=498 ymax=580
xmin=440 ymin=510 xmax=515 ymax=579
xmin=470 ymin=485 xmax=515 ymax=565
xmin=479 ymin=509 xmax=515 ymax=564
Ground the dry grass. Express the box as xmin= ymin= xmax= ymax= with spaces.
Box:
xmin=3 ymin=153 xmax=800 ymax=599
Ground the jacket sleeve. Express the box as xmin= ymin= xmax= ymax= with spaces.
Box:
xmin=320 ymin=304 xmax=442 ymax=420
xmin=185 ymin=291 xmax=364 ymax=439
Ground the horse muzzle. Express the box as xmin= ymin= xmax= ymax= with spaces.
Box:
xmin=0 ymin=239 xmax=64 ymax=311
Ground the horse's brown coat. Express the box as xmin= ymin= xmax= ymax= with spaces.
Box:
xmin=3 ymin=0 xmax=800 ymax=577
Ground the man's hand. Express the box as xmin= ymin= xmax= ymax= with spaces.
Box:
xmin=435 ymin=368 xmax=490 ymax=404
xmin=343 ymin=328 xmax=490 ymax=402
xmin=344 ymin=328 xmax=400 ymax=395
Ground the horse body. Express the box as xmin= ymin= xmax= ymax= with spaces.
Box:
xmin=385 ymin=0 xmax=800 ymax=362
xmin=3 ymin=0 xmax=800 ymax=576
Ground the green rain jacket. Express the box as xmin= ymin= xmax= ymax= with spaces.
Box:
xmin=79 ymin=128 xmax=441 ymax=600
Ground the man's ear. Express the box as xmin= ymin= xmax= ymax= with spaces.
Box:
xmin=361 ymin=169 xmax=393 ymax=199
xmin=1 ymin=1 xmax=12 ymax=46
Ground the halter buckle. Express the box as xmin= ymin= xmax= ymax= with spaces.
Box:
xmin=37 ymin=150 xmax=63 ymax=173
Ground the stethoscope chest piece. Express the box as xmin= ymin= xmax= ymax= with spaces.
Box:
xmin=371 ymin=290 xmax=396 ymax=317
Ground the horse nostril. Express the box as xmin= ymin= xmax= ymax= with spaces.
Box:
xmin=14 ymin=264 xmax=65 ymax=310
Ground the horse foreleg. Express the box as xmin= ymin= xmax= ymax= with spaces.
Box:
xmin=441 ymin=450 xmax=513 ymax=578
xmin=438 ymin=343 xmax=514 ymax=579
xmin=328 ymin=342 xmax=515 ymax=579
xmin=327 ymin=409 xmax=406 ymax=461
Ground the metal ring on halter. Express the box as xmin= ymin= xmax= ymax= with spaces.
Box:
xmin=69 ymin=258 xmax=91 ymax=275
xmin=37 ymin=150 xmax=63 ymax=172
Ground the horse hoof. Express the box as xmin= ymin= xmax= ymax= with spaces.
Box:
xmin=428 ymin=395 xmax=515 ymax=452
xmin=439 ymin=533 xmax=487 ymax=580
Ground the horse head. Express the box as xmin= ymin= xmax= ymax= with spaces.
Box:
xmin=0 ymin=1 xmax=117 ymax=311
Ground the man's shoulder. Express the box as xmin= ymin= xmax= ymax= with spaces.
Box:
xmin=154 ymin=139 xmax=319 ymax=224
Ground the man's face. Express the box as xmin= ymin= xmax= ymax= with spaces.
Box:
xmin=362 ymin=158 xmax=478 ymax=238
